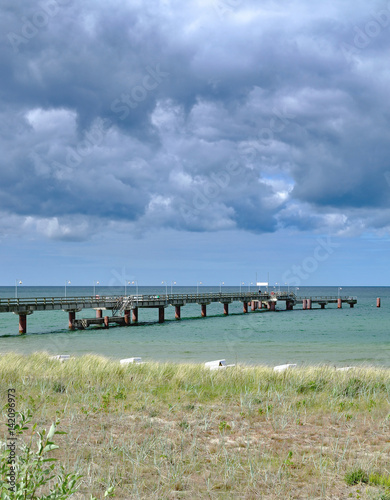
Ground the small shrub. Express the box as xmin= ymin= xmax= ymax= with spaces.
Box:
xmin=53 ymin=381 xmax=66 ymax=393
xmin=345 ymin=468 xmax=369 ymax=485
xmin=219 ymin=421 xmax=231 ymax=432
xmin=297 ymin=379 xmax=326 ymax=394
xmin=342 ymin=378 xmax=364 ymax=398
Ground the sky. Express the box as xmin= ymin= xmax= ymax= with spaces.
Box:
xmin=1 ymin=0 xmax=390 ymax=287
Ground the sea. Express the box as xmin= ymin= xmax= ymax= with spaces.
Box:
xmin=0 ymin=286 xmax=389 ymax=367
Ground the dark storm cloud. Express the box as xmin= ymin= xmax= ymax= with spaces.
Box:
xmin=1 ymin=0 xmax=390 ymax=240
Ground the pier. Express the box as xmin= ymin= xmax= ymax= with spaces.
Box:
xmin=0 ymin=292 xmax=358 ymax=334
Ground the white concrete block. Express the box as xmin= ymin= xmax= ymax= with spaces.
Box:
xmin=50 ymin=355 xmax=70 ymax=362
xmin=273 ymin=363 xmax=297 ymax=372
xmin=205 ymin=359 xmax=235 ymax=370
xmin=120 ymin=357 xmax=143 ymax=365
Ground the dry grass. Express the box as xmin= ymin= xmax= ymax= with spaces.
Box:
xmin=1 ymin=352 xmax=390 ymax=499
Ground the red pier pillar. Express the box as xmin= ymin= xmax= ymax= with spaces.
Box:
xmin=158 ymin=306 xmax=165 ymax=323
xmin=124 ymin=310 xmax=131 ymax=325
xmin=377 ymin=297 xmax=381 ymax=308
xmin=132 ymin=307 xmax=138 ymax=323
xmin=104 ymin=316 xmax=109 ymax=328
xmin=175 ymin=305 xmax=181 ymax=320
xmin=307 ymin=299 xmax=312 ymax=310
xmin=223 ymin=303 xmax=229 ymax=315
xmin=286 ymin=300 xmax=293 ymax=311
xmin=269 ymin=301 xmax=276 ymax=311
xmin=19 ymin=314 xmax=27 ymax=334
xmin=201 ymin=304 xmax=207 ymax=317
xmin=251 ymin=301 xmax=256 ymax=311
xmin=68 ymin=311 xmax=76 ymax=330
xmin=302 ymin=299 xmax=307 ymax=310
xmin=337 ymin=298 xmax=342 ymax=309
xmin=96 ymin=309 xmax=103 ymax=318
xmin=243 ymin=302 xmax=248 ymax=313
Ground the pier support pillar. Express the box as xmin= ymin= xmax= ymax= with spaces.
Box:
xmin=124 ymin=310 xmax=131 ymax=325
xmin=96 ymin=309 xmax=103 ymax=319
xmin=269 ymin=301 xmax=276 ymax=311
xmin=307 ymin=299 xmax=312 ymax=310
xmin=320 ymin=303 xmax=326 ymax=309
xmin=68 ymin=311 xmax=76 ymax=330
xmin=350 ymin=303 xmax=354 ymax=308
xmin=377 ymin=297 xmax=381 ymax=308
xmin=19 ymin=314 xmax=27 ymax=334
xmin=104 ymin=316 xmax=109 ymax=328
xmin=175 ymin=306 xmax=181 ymax=320
xmin=158 ymin=306 xmax=165 ymax=323
xmin=201 ymin=304 xmax=207 ymax=317
xmin=302 ymin=299 xmax=307 ymax=310
xmin=286 ymin=300 xmax=294 ymax=311
xmin=251 ymin=301 xmax=256 ymax=311
xmin=132 ymin=307 xmax=138 ymax=323
xmin=243 ymin=302 xmax=248 ymax=313
xmin=337 ymin=298 xmax=342 ymax=309
xmin=223 ymin=303 xmax=229 ymax=315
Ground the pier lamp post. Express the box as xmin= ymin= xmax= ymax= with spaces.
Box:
xmin=248 ymin=282 xmax=254 ymax=292
xmin=65 ymin=280 xmax=71 ymax=298
xmin=197 ymin=281 xmax=202 ymax=295
xmin=132 ymin=280 xmax=138 ymax=298
xmin=93 ymin=280 xmax=100 ymax=297
xmin=295 ymin=287 xmax=299 ymax=296
xmin=220 ymin=281 xmax=224 ymax=293
xmin=285 ymin=282 xmax=289 ymax=293
xmin=338 ymin=287 xmax=342 ymax=298
xmin=171 ymin=281 xmax=176 ymax=295
xmin=124 ymin=281 xmax=131 ymax=296
xmin=162 ymin=281 xmax=168 ymax=304
xmin=239 ymin=282 xmax=245 ymax=293
xmin=15 ymin=279 xmax=22 ymax=299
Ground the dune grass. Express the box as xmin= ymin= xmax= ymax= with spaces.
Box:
xmin=1 ymin=352 xmax=390 ymax=499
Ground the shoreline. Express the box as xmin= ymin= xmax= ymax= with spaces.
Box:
xmin=2 ymin=350 xmax=390 ymax=371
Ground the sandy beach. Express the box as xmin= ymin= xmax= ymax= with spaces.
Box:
xmin=1 ymin=353 xmax=390 ymax=498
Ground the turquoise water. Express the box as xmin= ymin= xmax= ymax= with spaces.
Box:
xmin=0 ymin=286 xmax=389 ymax=367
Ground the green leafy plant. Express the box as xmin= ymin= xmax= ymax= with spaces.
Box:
xmin=0 ymin=410 xmax=115 ymax=499
xmin=0 ymin=410 xmax=81 ymax=499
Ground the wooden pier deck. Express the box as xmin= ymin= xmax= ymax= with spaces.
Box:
xmin=0 ymin=292 xmax=358 ymax=334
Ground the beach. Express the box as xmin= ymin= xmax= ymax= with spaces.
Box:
xmin=1 ymin=353 xmax=390 ymax=498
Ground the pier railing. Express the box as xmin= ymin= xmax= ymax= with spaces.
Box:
xmin=0 ymin=292 xmax=358 ymax=309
